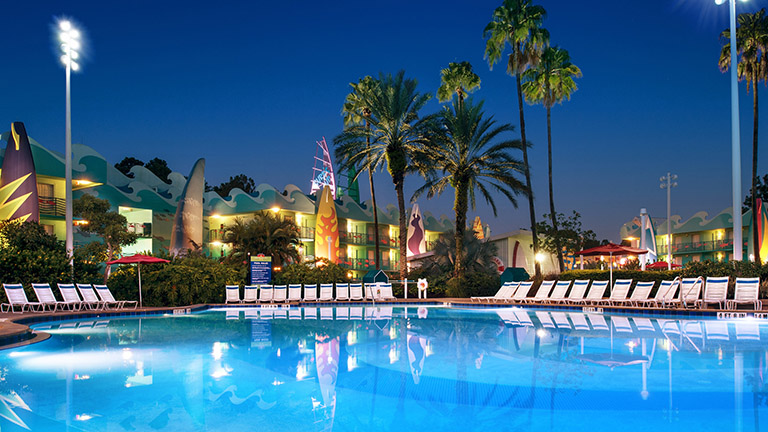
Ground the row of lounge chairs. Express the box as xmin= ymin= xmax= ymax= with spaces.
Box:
xmin=225 ymin=305 xmax=394 ymax=321
xmin=225 ymin=282 xmax=396 ymax=304
xmin=471 ymin=276 xmax=762 ymax=310
xmin=1 ymin=283 xmax=137 ymax=314
xmin=496 ymin=309 xmax=762 ymax=343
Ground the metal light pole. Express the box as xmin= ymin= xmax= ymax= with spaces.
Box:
xmin=716 ymin=0 xmax=746 ymax=261
xmin=57 ymin=20 xmax=82 ymax=264
xmin=660 ymin=173 xmax=678 ymax=270
xmin=640 ymin=208 xmax=648 ymax=271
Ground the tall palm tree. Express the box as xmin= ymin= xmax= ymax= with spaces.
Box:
xmin=339 ymin=76 xmax=382 ymax=270
xmin=223 ymin=212 xmax=301 ymax=267
xmin=414 ymin=98 xmax=526 ymax=279
xmin=334 ymin=71 xmax=432 ymax=279
xmin=484 ymin=0 xmax=549 ymax=277
xmin=720 ymin=9 xmax=768 ymax=264
xmin=437 ymin=61 xmax=481 ymax=109
xmin=521 ymin=46 xmax=581 ymax=272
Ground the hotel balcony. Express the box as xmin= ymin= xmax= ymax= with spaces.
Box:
xmin=657 ymin=240 xmax=746 ymax=255
xmin=39 ymin=196 xmax=65 ymax=217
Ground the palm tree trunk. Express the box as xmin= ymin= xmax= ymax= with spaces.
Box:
xmin=454 ymin=181 xmax=469 ymax=279
xmin=515 ymin=70 xmax=541 ymax=278
xmin=366 ymin=120 xmax=381 ymax=270
xmin=395 ymin=176 xmax=408 ymax=280
xmin=752 ymin=79 xmax=761 ymax=264
xmin=546 ymin=102 xmax=564 ymax=272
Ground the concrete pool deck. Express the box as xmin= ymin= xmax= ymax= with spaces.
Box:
xmin=1 ymin=298 xmax=766 ymax=349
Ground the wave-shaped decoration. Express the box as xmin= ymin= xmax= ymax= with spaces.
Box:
xmin=621 ymin=209 xmax=737 ymax=238
xmin=421 ymin=210 xmax=454 ymax=232
xmin=206 ymin=183 xmax=316 ymax=215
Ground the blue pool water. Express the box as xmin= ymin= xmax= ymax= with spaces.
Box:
xmin=1 ymin=305 xmax=767 ymax=431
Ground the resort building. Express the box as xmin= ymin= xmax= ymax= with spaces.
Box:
xmin=0 ymin=124 xmax=452 ymax=279
xmin=619 ymin=207 xmax=765 ymax=265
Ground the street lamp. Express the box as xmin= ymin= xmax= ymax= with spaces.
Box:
xmin=715 ymin=0 xmax=746 ymax=261
xmin=660 ymin=173 xmax=678 ymax=270
xmin=57 ymin=19 xmax=82 ymax=263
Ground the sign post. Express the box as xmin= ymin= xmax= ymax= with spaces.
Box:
xmin=250 ymin=255 xmax=272 ymax=285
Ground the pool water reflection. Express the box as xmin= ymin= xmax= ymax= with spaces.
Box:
xmin=1 ymin=306 xmax=767 ymax=431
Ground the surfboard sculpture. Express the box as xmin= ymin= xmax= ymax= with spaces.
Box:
xmin=0 ymin=122 xmax=39 ymax=222
xmin=169 ymin=158 xmax=205 ymax=256
xmin=315 ymin=185 xmax=339 ymax=263
xmin=406 ymin=203 xmax=426 ymax=257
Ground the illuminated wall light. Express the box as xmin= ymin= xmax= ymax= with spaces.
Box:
xmin=211 ymin=213 xmax=221 ymax=219
xmin=296 ymin=213 xmax=302 ymax=223
xmin=271 ymin=207 xmax=280 ymax=213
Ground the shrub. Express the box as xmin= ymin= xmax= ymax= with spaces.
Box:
xmin=273 ymin=259 xmax=350 ymax=285
xmin=107 ymin=253 xmax=242 ymax=307
xmin=0 ymin=221 xmax=101 ymax=302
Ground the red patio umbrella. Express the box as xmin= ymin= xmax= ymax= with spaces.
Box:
xmin=107 ymin=254 xmax=169 ymax=307
xmin=646 ymin=261 xmax=681 ymax=270
xmin=576 ymin=243 xmax=647 ymax=286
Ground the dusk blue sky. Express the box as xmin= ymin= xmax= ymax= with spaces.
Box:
xmin=2 ymin=0 xmax=768 ymax=241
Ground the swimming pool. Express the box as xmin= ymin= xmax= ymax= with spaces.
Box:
xmin=0 ymin=305 xmax=766 ymax=431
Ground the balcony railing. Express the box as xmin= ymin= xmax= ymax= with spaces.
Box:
xmin=209 ymin=229 xmax=226 ymax=242
xmin=657 ymin=240 xmax=746 ymax=255
xmin=39 ymin=196 xmax=65 ymax=217
xmin=299 ymin=226 xmax=315 ymax=239
xmin=337 ymin=257 xmax=399 ymax=272
xmin=127 ymin=222 xmax=152 ymax=238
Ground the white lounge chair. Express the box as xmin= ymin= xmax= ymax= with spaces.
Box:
xmin=636 ymin=278 xmax=678 ymax=308
xmin=76 ymin=284 xmax=110 ymax=310
xmin=225 ymin=285 xmax=241 ymax=304
xmin=273 ymin=285 xmax=288 ymax=303
xmin=521 ymin=280 xmax=555 ymax=304
xmin=471 ymin=282 xmax=513 ymax=302
xmin=574 ymin=280 xmax=608 ymax=305
xmin=303 ymin=284 xmax=318 ymax=301
xmin=350 ymin=283 xmax=364 ymax=301
xmin=259 ymin=285 xmax=274 ymax=303
xmin=729 ymin=277 xmax=761 ymax=310
xmin=509 ymin=281 xmax=534 ymax=303
xmin=319 ymin=284 xmax=334 ymax=301
xmin=364 ymin=283 xmax=380 ymax=300
xmin=625 ymin=281 xmax=654 ymax=307
xmin=2 ymin=284 xmax=42 ymax=313
xmin=58 ymin=283 xmax=86 ymax=310
xmin=243 ymin=285 xmax=259 ymax=303
xmin=335 ymin=283 xmax=350 ymax=301
xmin=564 ymin=280 xmax=590 ymax=304
xmin=666 ymin=277 xmax=703 ymax=308
xmin=31 ymin=283 xmax=76 ymax=311
xmin=94 ymin=284 xmax=138 ymax=309
xmin=547 ymin=281 xmax=572 ymax=303
xmin=696 ymin=277 xmax=729 ymax=309
xmin=379 ymin=283 xmax=396 ymax=300
xmin=288 ymin=284 xmax=303 ymax=302
xmin=604 ymin=279 xmax=633 ymax=306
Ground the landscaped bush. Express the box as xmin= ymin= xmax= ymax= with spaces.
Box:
xmin=273 ymin=259 xmax=350 ymax=285
xmin=405 ymin=267 xmax=500 ymax=298
xmin=107 ymin=253 xmax=243 ymax=307
xmin=0 ymin=221 xmax=101 ymax=303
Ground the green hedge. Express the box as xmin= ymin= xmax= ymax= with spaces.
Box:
xmin=272 ymin=260 xmax=350 ymax=285
xmin=107 ymin=254 xmax=243 ymax=307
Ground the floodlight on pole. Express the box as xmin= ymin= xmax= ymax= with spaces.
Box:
xmin=715 ymin=0 xmax=747 ymax=261
xmin=660 ymin=173 xmax=677 ymax=270
xmin=56 ymin=18 xmax=82 ymax=264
